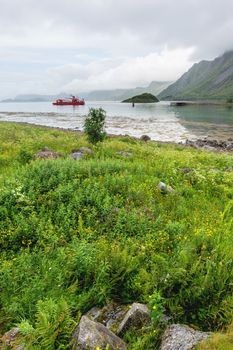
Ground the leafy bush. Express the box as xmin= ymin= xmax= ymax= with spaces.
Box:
xmin=17 ymin=148 xmax=33 ymax=164
xmin=84 ymin=108 xmax=106 ymax=144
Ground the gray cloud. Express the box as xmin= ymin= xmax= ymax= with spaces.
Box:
xmin=0 ymin=0 xmax=233 ymax=97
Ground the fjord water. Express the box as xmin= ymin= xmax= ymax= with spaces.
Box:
xmin=0 ymin=101 xmax=232 ymax=142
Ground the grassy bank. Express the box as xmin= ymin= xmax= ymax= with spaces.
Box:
xmin=0 ymin=122 xmax=233 ymax=349
xmin=197 ymin=323 xmax=233 ymax=350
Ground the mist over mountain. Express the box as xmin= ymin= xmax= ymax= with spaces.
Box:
xmin=1 ymin=93 xmax=70 ymax=103
xmin=159 ymin=50 xmax=233 ymax=101
xmin=78 ymin=81 xmax=171 ymax=101
xmin=1 ymin=81 xmax=171 ymax=102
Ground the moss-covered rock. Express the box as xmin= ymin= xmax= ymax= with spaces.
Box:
xmin=71 ymin=316 xmax=126 ymax=350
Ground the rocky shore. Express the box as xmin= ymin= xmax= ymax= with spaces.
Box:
xmin=0 ymin=120 xmax=233 ymax=152
xmin=185 ymin=137 xmax=233 ymax=152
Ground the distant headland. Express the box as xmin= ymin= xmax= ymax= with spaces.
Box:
xmin=122 ymin=92 xmax=159 ymax=103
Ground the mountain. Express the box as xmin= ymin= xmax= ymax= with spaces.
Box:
xmin=1 ymin=93 xmax=71 ymax=103
xmin=122 ymin=93 xmax=159 ymax=103
xmin=80 ymin=81 xmax=171 ymax=101
xmin=159 ymin=51 xmax=233 ymax=101
xmin=1 ymin=82 xmax=171 ymax=103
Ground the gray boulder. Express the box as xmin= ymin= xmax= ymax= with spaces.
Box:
xmin=85 ymin=303 xmax=129 ymax=333
xmin=98 ymin=304 xmax=128 ymax=331
xmin=41 ymin=146 xmax=50 ymax=152
xmin=71 ymin=147 xmax=94 ymax=160
xmin=71 ymin=151 xmax=84 ymax=160
xmin=185 ymin=138 xmax=233 ymax=152
xmin=160 ymin=324 xmax=210 ymax=350
xmin=117 ymin=303 xmax=150 ymax=336
xmin=158 ymin=182 xmax=167 ymax=192
xmin=71 ymin=315 xmax=126 ymax=350
xmin=158 ymin=182 xmax=175 ymax=194
xmin=79 ymin=147 xmax=94 ymax=155
xmin=180 ymin=168 xmax=194 ymax=174
xmin=140 ymin=135 xmax=151 ymax=142
xmin=117 ymin=151 xmax=133 ymax=157
xmin=202 ymin=145 xmax=216 ymax=152
xmin=35 ymin=149 xmax=61 ymax=159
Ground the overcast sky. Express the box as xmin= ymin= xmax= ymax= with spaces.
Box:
xmin=0 ymin=0 xmax=233 ymax=98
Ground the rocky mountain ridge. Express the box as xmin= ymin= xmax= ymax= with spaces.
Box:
xmin=159 ymin=50 xmax=233 ymax=101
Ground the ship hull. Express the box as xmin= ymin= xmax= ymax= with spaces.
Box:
xmin=52 ymin=101 xmax=85 ymax=106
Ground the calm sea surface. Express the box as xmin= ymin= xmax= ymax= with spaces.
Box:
xmin=0 ymin=101 xmax=232 ymax=143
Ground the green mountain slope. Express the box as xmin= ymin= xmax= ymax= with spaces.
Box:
xmin=159 ymin=51 xmax=233 ymax=101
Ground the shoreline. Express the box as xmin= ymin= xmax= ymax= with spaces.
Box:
xmin=169 ymin=100 xmax=233 ymax=106
xmin=1 ymin=99 xmax=233 ymax=106
xmin=0 ymin=120 xmax=232 ymax=153
xmin=1 ymin=104 xmax=233 ymax=143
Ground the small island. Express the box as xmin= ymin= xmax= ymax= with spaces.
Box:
xmin=122 ymin=92 xmax=159 ymax=103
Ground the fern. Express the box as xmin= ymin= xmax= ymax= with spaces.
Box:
xmin=18 ymin=298 xmax=76 ymax=350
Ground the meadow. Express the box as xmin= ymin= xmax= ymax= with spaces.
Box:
xmin=0 ymin=122 xmax=232 ymax=349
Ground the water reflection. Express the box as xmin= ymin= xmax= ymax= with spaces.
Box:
xmin=172 ymin=104 xmax=233 ymax=139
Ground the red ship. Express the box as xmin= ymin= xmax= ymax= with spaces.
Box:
xmin=53 ymin=95 xmax=85 ymax=106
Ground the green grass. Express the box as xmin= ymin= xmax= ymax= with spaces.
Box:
xmin=197 ymin=323 xmax=233 ymax=350
xmin=0 ymin=122 xmax=233 ymax=349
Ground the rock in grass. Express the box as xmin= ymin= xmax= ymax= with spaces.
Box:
xmin=71 ymin=147 xmax=95 ymax=160
xmin=41 ymin=146 xmax=50 ymax=152
xmin=91 ymin=303 xmax=129 ymax=332
xmin=0 ymin=327 xmax=24 ymax=350
xmin=71 ymin=316 xmax=126 ymax=350
xmin=185 ymin=138 xmax=233 ymax=152
xmin=117 ymin=151 xmax=133 ymax=157
xmin=79 ymin=147 xmax=94 ymax=155
xmin=71 ymin=151 xmax=84 ymax=160
xmin=140 ymin=135 xmax=151 ymax=142
xmin=180 ymin=168 xmax=194 ymax=174
xmin=35 ymin=149 xmax=61 ymax=159
xmin=202 ymin=145 xmax=217 ymax=152
xmin=224 ymin=167 xmax=233 ymax=172
xmin=158 ymin=182 xmax=167 ymax=192
xmin=158 ymin=182 xmax=175 ymax=194
xmin=117 ymin=303 xmax=150 ymax=336
xmin=160 ymin=324 xmax=210 ymax=350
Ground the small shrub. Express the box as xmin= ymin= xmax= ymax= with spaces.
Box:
xmin=148 ymin=292 xmax=165 ymax=324
xmin=84 ymin=108 xmax=106 ymax=144
xmin=17 ymin=148 xmax=33 ymax=164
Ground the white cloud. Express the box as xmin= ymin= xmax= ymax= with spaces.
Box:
xmin=51 ymin=48 xmax=195 ymax=92
xmin=0 ymin=0 xmax=233 ymax=97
